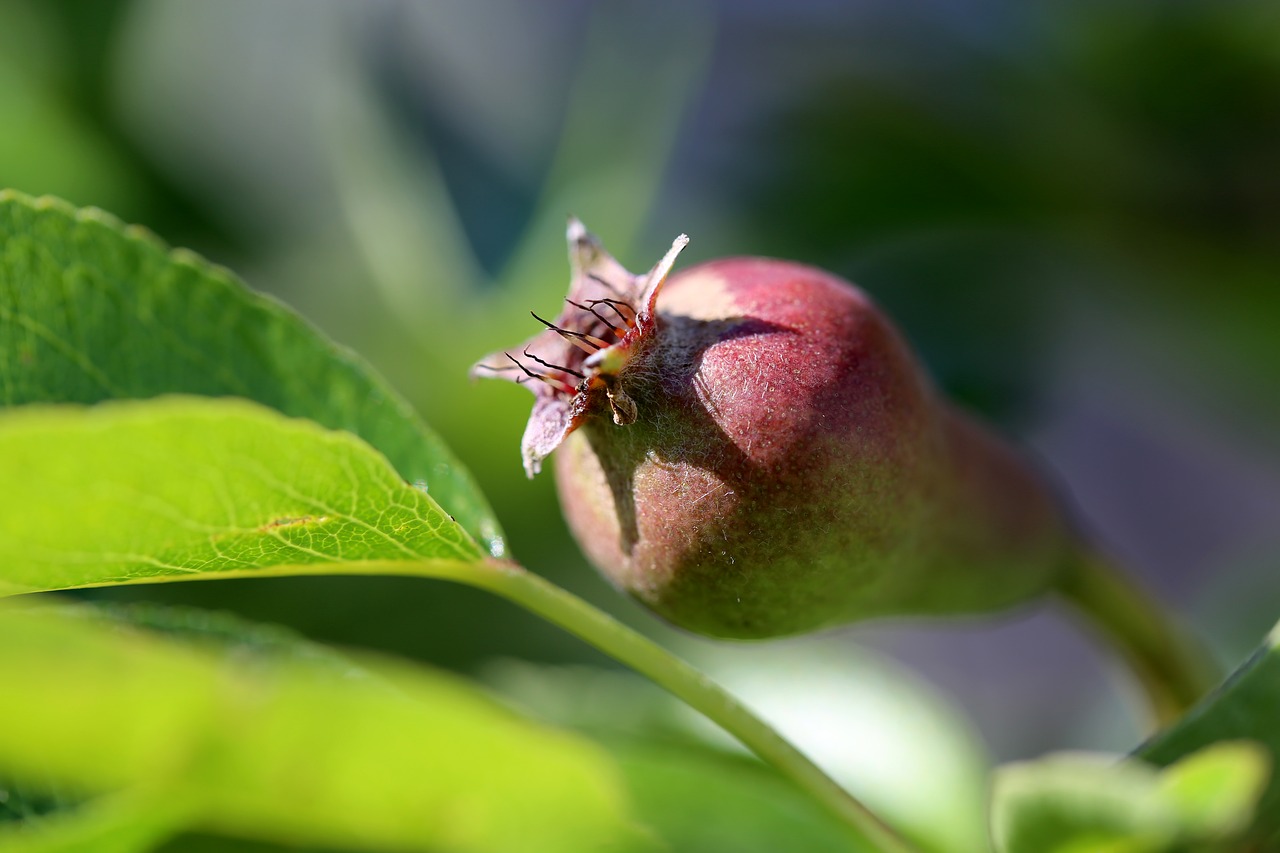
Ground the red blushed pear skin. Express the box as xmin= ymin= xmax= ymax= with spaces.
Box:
xmin=473 ymin=221 xmax=1075 ymax=639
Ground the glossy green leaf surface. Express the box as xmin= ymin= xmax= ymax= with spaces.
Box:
xmin=0 ymin=397 xmax=484 ymax=594
xmin=0 ymin=190 xmax=502 ymax=555
xmin=1138 ymin=621 xmax=1280 ymax=846
xmin=992 ymin=742 xmax=1268 ymax=853
xmin=0 ymin=604 xmax=644 ymax=853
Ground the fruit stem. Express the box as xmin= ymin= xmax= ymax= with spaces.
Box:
xmin=474 ymin=558 xmax=921 ymax=853
xmin=1055 ymin=551 xmax=1218 ymax=729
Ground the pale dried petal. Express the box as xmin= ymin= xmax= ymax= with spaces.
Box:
xmin=521 ymin=395 xmax=575 ymax=477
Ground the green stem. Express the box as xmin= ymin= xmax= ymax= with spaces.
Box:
xmin=1056 ymin=551 xmax=1218 ymax=729
xmin=471 ymin=559 xmax=920 ymax=853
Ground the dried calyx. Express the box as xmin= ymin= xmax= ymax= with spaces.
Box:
xmin=471 ymin=219 xmax=688 ymax=476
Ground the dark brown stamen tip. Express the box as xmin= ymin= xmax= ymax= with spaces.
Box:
xmin=530 ymin=311 xmax=610 ymax=351
xmin=523 ymin=347 xmax=585 ymax=379
xmin=505 ymin=352 xmax=575 ymax=395
xmin=587 ymin=298 xmax=637 ymax=327
xmin=504 ymin=352 xmax=541 ymax=379
xmin=566 ymin=298 xmax=624 ymax=335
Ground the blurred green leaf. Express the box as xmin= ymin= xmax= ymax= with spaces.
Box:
xmin=1139 ymin=621 xmax=1280 ymax=846
xmin=0 ymin=397 xmax=485 ymax=594
xmin=1153 ymin=742 xmax=1269 ymax=841
xmin=486 ymin=662 xmax=867 ymax=853
xmin=0 ymin=788 xmax=180 ymax=853
xmin=1 ymin=602 xmax=361 ymax=853
xmin=677 ymin=644 xmax=991 ymax=853
xmin=1 ymin=778 xmax=78 ymax=826
xmin=0 ymin=28 xmax=142 ymax=216
xmin=615 ymin=742 xmax=867 ymax=853
xmin=0 ymin=190 xmax=503 ymax=555
xmin=0 ymin=603 xmax=646 ymax=853
xmin=85 ymin=601 xmax=376 ymax=677
xmin=486 ymin=655 xmax=985 ymax=853
xmin=992 ymin=743 xmax=1268 ymax=853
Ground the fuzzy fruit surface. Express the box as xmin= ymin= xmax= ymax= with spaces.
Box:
xmin=473 ymin=225 xmax=1074 ymax=639
xmin=557 ymin=258 xmax=1072 ymax=638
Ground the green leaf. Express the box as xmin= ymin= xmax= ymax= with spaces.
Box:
xmin=1 ymin=779 xmax=79 ymax=826
xmin=83 ymin=601 xmax=377 ymax=676
xmin=1153 ymin=742 xmax=1269 ymax=841
xmin=485 ymin=657 xmax=985 ymax=853
xmin=0 ymin=190 xmax=503 ymax=556
xmin=1138 ymin=621 xmax=1280 ymax=845
xmin=486 ymin=664 xmax=869 ymax=853
xmin=0 ymin=397 xmax=486 ymax=594
xmin=614 ymin=743 xmax=868 ymax=853
xmin=0 ymin=604 xmax=647 ymax=853
xmin=0 ymin=789 xmax=181 ymax=853
xmin=991 ymin=743 xmax=1269 ymax=853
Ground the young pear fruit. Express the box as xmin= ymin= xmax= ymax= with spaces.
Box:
xmin=473 ymin=222 xmax=1073 ymax=638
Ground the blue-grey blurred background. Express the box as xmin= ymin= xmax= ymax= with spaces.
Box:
xmin=5 ymin=1 xmax=1278 ymax=848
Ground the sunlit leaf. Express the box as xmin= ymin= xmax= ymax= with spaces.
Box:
xmin=0 ymin=604 xmax=646 ymax=853
xmin=0 ymin=397 xmax=485 ymax=594
xmin=0 ymin=190 xmax=503 ymax=555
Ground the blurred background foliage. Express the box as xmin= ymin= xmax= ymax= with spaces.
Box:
xmin=2 ymin=0 xmax=1278 ymax=849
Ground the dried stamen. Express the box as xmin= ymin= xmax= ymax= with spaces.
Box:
xmin=587 ymin=298 xmax=637 ymax=326
xmin=505 ymin=353 xmax=575 ymax=395
xmin=566 ymin=299 xmax=625 ymax=336
xmin=530 ymin=311 xmax=611 ymax=352
xmin=523 ymin=347 xmax=584 ymax=379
